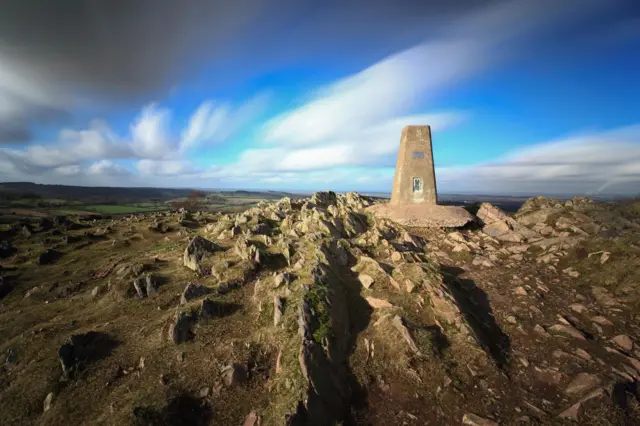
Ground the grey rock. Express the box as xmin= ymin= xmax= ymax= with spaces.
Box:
xmin=565 ymin=373 xmax=601 ymax=396
xmin=132 ymin=278 xmax=146 ymax=298
xmin=180 ymin=283 xmax=212 ymax=305
xmin=251 ymin=223 xmax=270 ymax=235
xmin=591 ymin=316 xmax=614 ymax=327
xmin=183 ymin=236 xmax=218 ymax=273
xmin=558 ymin=388 xmax=608 ymax=420
xmin=145 ymin=274 xmax=159 ymax=296
xmin=4 ymin=348 xmax=17 ymax=369
xmin=462 ymin=413 xmax=499 ymax=426
xmin=358 ymin=273 xmax=374 ymax=289
xmin=221 ymin=363 xmax=247 ymax=387
xmin=310 ymin=191 xmax=338 ymax=208
xmin=168 ymin=311 xmax=193 ymax=344
xmin=391 ymin=315 xmax=420 ymax=354
xmin=43 ymin=392 xmax=54 ymax=412
xmin=273 ymin=272 xmax=291 ymax=288
xmin=274 ymin=296 xmax=285 ymax=327
xmin=612 ymin=334 xmax=634 ymax=352
xmin=549 ymin=324 xmax=586 ymax=340
xmin=21 ymin=225 xmax=32 ymax=238
xmin=58 ymin=343 xmax=75 ymax=377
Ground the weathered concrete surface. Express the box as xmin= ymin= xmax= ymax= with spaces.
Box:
xmin=390 ymin=125 xmax=437 ymax=206
xmin=367 ymin=203 xmax=473 ymax=227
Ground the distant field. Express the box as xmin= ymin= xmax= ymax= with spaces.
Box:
xmin=79 ymin=204 xmax=168 ymax=214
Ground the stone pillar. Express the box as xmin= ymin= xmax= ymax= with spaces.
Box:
xmin=390 ymin=125 xmax=437 ymax=206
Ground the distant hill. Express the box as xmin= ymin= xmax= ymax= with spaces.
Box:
xmin=0 ymin=182 xmax=298 ymax=203
xmin=0 ymin=182 xmax=195 ymax=202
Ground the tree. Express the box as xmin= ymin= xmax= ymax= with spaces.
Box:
xmin=171 ymin=190 xmax=207 ymax=211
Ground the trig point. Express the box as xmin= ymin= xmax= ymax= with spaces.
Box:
xmin=367 ymin=125 xmax=473 ymax=227
xmin=390 ymin=125 xmax=437 ymax=206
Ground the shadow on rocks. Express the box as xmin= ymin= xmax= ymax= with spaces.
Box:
xmin=59 ymin=331 xmax=120 ymax=379
xmin=133 ymin=391 xmax=212 ymax=426
xmin=441 ymin=265 xmax=511 ymax=369
xmin=290 ymin=243 xmax=374 ymax=426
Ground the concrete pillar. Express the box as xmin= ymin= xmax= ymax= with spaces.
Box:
xmin=390 ymin=125 xmax=437 ymax=206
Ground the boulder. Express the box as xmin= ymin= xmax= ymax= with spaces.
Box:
xmin=251 ymin=223 xmax=270 ymax=235
xmin=148 ymin=221 xmax=170 ymax=233
xmin=21 ymin=225 xmax=32 ymax=238
xmin=391 ymin=315 xmax=420 ymax=354
xmin=549 ymin=324 xmax=586 ymax=340
xmin=558 ymin=388 xmax=608 ymax=420
xmin=273 ymin=272 xmax=291 ymax=288
xmin=274 ymin=296 xmax=285 ymax=326
xmin=235 ymin=237 xmax=261 ymax=264
xmin=565 ymin=373 xmax=601 ymax=396
xmin=132 ymin=277 xmax=146 ymax=298
xmin=221 ymin=363 xmax=248 ymax=387
xmin=37 ymin=249 xmax=61 ymax=265
xmin=180 ymin=283 xmax=212 ymax=305
xmin=145 ymin=274 xmax=159 ymax=296
xmin=43 ymin=392 xmax=54 ymax=412
xmin=183 ymin=236 xmax=218 ymax=273
xmin=358 ymin=274 xmax=374 ymax=289
xmin=310 ymin=191 xmax=338 ymax=208
xmin=462 ymin=413 xmax=499 ymax=426
xmin=168 ymin=311 xmax=194 ymax=344
xmin=476 ymin=202 xmax=540 ymax=242
xmin=365 ymin=297 xmax=393 ymax=309
xmin=612 ymin=335 xmax=634 ymax=352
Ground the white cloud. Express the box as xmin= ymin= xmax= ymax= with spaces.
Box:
xmin=181 ymin=101 xmax=229 ymax=151
xmin=436 ymin=125 xmax=640 ymax=195
xmin=262 ymin=42 xmax=481 ymax=148
xmin=87 ymin=160 xmax=131 ymax=176
xmin=180 ymin=93 xmax=270 ymax=152
xmin=136 ymin=159 xmax=201 ymax=177
xmin=231 ymin=112 xmax=463 ymax=173
xmin=0 ymin=103 xmax=181 ymax=175
xmin=130 ymin=104 xmax=175 ymax=159
xmin=53 ymin=165 xmax=82 ymax=176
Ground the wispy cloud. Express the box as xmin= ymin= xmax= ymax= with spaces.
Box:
xmin=260 ymin=0 xmax=614 ymax=150
xmin=0 ymin=95 xmax=260 ymax=177
xmin=136 ymin=159 xmax=202 ymax=177
xmin=437 ymin=125 xmax=640 ymax=194
xmin=87 ymin=160 xmax=132 ymax=177
xmin=180 ymin=93 xmax=270 ymax=152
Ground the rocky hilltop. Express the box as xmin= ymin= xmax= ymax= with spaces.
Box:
xmin=1 ymin=192 xmax=640 ymax=425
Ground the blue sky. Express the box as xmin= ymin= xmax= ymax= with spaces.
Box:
xmin=1 ymin=0 xmax=639 ymax=195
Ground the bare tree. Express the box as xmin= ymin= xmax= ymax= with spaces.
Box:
xmin=171 ymin=190 xmax=207 ymax=211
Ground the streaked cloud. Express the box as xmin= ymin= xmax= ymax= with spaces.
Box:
xmin=437 ymin=125 xmax=640 ymax=195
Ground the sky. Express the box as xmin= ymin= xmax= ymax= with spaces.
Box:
xmin=0 ymin=0 xmax=639 ymax=196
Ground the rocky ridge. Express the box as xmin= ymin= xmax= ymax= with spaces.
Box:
xmin=0 ymin=192 xmax=639 ymax=425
